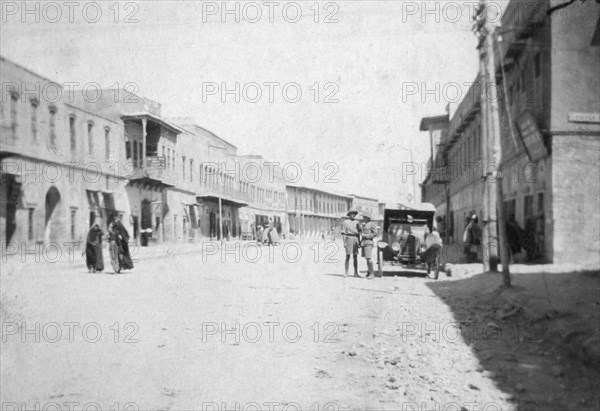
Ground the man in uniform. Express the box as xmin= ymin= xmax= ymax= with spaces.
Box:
xmin=341 ymin=209 xmax=361 ymax=278
xmin=361 ymin=211 xmax=378 ymax=279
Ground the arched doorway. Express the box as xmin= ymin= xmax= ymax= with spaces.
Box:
xmin=45 ymin=186 xmax=62 ymax=243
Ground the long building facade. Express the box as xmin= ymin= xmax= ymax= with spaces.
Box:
xmin=1 ymin=56 xmax=390 ymax=251
xmin=421 ymin=0 xmax=600 ymax=265
xmin=286 ymin=185 xmax=353 ymax=240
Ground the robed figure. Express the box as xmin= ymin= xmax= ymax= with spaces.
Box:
xmin=112 ymin=217 xmax=134 ymax=270
xmin=86 ymin=224 xmax=105 ymax=273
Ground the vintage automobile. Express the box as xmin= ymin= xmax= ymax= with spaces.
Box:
xmin=376 ymin=203 xmax=441 ymax=279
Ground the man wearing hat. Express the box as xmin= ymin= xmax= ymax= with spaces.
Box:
xmin=341 ymin=209 xmax=361 ymax=278
xmin=361 ymin=211 xmax=378 ymax=279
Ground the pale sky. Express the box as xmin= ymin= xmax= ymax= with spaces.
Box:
xmin=1 ymin=0 xmax=508 ymax=203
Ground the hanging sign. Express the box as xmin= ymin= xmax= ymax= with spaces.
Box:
xmin=515 ymin=111 xmax=548 ymax=162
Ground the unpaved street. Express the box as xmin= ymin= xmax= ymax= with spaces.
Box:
xmin=0 ymin=242 xmax=548 ymax=410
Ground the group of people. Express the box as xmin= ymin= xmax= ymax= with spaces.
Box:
xmin=461 ymin=213 xmax=543 ymax=264
xmin=340 ymin=209 xmax=379 ymax=279
xmin=255 ymin=223 xmax=280 ymax=246
xmin=341 ymin=209 xmax=444 ymax=279
xmin=85 ymin=216 xmax=134 ymax=274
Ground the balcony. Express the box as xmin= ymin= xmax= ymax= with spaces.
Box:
xmin=128 ymin=157 xmax=176 ymax=187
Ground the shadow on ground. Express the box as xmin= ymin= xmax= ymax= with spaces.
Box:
xmin=427 ymin=270 xmax=600 ymax=410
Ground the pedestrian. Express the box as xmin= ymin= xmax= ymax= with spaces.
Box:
xmin=256 ymin=225 xmax=264 ymax=246
xmin=462 ymin=215 xmax=472 ymax=262
xmin=321 ymin=226 xmax=326 ymax=242
xmin=421 ymin=226 xmax=443 ymax=275
xmin=330 ymin=226 xmax=336 ymax=241
xmin=263 ymin=224 xmax=270 ymax=245
xmin=506 ymin=216 xmax=523 ymax=263
xmin=360 ymin=211 xmax=378 ymax=279
xmin=85 ymin=223 xmax=104 ymax=273
xmin=267 ymin=222 xmax=280 ymax=246
xmin=464 ymin=214 xmax=482 ymax=263
xmin=107 ymin=221 xmax=121 ymax=273
xmin=112 ymin=215 xmax=134 ymax=270
xmin=341 ymin=209 xmax=361 ymax=278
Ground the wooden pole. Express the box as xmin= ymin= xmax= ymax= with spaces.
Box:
xmin=485 ymin=22 xmax=511 ymax=285
xmin=479 ymin=50 xmax=491 ymax=272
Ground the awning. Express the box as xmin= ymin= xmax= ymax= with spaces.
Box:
xmin=196 ymin=194 xmax=248 ymax=208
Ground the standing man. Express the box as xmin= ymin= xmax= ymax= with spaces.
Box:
xmin=464 ymin=214 xmax=482 ymax=263
xmin=462 ymin=215 xmax=472 ymax=262
xmin=422 ymin=226 xmax=443 ymax=275
xmin=341 ymin=209 xmax=361 ymax=278
xmin=256 ymin=224 xmax=264 ymax=246
xmin=361 ymin=211 xmax=378 ymax=279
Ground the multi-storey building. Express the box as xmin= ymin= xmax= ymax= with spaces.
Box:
xmin=286 ymin=185 xmax=353 ymax=239
xmin=495 ymin=0 xmax=599 ymax=264
xmin=1 ymin=56 xmax=390 ymax=249
xmin=349 ymin=194 xmax=381 ymax=222
xmin=421 ymin=0 xmax=600 ymax=265
xmin=73 ymin=89 xmax=191 ymax=245
xmin=419 ymin=114 xmax=450 ymax=226
xmin=1 ymin=56 xmax=131 ymax=250
xmin=423 ymin=78 xmax=484 ymax=245
xmin=173 ymin=119 xmax=250 ymax=241
xmin=239 ymin=155 xmax=287 ymax=237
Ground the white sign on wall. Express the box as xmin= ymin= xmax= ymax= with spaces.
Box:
xmin=568 ymin=112 xmax=600 ymax=124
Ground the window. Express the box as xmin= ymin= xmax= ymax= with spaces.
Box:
xmin=87 ymin=122 xmax=94 ymax=155
xmin=69 ymin=115 xmax=77 ymax=152
xmin=167 ymin=148 xmax=171 ymax=169
xmin=48 ymin=106 xmax=57 ymax=148
xmin=537 ymin=192 xmax=544 ymax=216
xmin=28 ymin=208 xmax=35 ymax=241
xmin=126 ymin=141 xmax=131 ymax=159
xmin=133 ymin=140 xmax=138 ymax=166
xmin=182 ymin=156 xmax=186 ymax=180
xmin=104 ymin=128 xmax=110 ymax=159
xmin=30 ymin=99 xmax=38 ymax=141
xmin=10 ymin=92 xmax=18 ymax=140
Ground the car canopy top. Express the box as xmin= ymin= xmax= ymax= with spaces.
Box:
xmin=383 ymin=203 xmax=435 ymax=232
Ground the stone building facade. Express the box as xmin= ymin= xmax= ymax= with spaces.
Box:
xmin=495 ymin=0 xmax=600 ymax=265
xmin=286 ymin=185 xmax=353 ymax=239
xmin=1 ymin=57 xmax=131 ymax=256
xmin=238 ymin=155 xmax=287 ymax=238
xmin=421 ymin=0 xmax=600 ymax=265
xmin=1 ymin=56 xmax=388 ymax=251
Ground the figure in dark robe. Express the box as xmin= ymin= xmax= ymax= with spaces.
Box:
xmin=86 ymin=224 xmax=104 ymax=273
xmin=113 ymin=217 xmax=134 ymax=270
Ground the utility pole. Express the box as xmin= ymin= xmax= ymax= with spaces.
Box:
xmin=474 ymin=0 xmax=510 ymax=285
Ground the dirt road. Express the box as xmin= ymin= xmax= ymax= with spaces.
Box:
xmin=1 ymin=242 xmax=594 ymax=410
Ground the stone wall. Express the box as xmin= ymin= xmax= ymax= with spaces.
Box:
xmin=551 ymin=135 xmax=600 ymax=265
